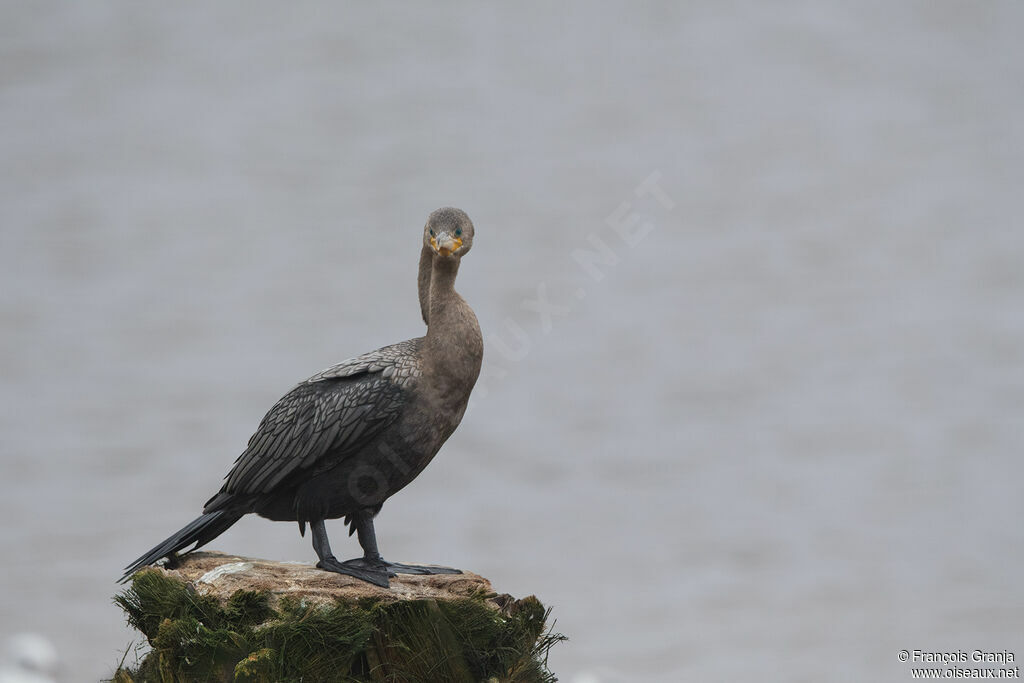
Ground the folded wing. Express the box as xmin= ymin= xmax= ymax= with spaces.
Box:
xmin=204 ymin=339 xmax=421 ymax=511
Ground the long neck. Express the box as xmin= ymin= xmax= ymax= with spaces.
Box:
xmin=418 ymin=244 xmax=432 ymax=325
xmin=426 ymin=256 xmax=464 ymax=334
xmin=423 ymin=253 xmax=484 ymax=398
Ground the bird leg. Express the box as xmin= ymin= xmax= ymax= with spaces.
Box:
xmin=310 ymin=518 xmax=390 ymax=587
xmin=349 ymin=511 xmax=463 ymax=578
xmin=311 ymin=514 xmax=462 ymax=587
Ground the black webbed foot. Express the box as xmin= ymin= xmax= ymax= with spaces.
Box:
xmin=319 ymin=555 xmax=462 ymax=585
xmin=343 ymin=556 xmax=462 ymax=577
xmin=316 ymin=555 xmax=390 ymax=588
xmin=309 ymin=516 xmax=460 ymax=589
xmin=384 ymin=562 xmax=462 ymax=576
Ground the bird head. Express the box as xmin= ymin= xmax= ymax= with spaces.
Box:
xmin=424 ymin=207 xmax=474 ymax=258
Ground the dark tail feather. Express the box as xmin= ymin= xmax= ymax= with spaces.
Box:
xmin=119 ymin=510 xmax=244 ymax=583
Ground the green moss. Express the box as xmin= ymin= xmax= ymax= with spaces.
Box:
xmin=114 ymin=569 xmax=225 ymax=640
xmin=259 ymin=597 xmax=375 ymax=679
xmin=368 ymin=599 xmax=477 ymax=681
xmin=224 ymin=590 xmax=277 ymax=629
xmin=112 ymin=572 xmax=564 ymax=683
xmin=233 ymin=648 xmax=276 ymax=683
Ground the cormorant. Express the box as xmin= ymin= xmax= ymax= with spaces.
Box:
xmin=121 ymin=208 xmax=483 ymax=588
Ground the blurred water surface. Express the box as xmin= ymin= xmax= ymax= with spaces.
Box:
xmin=1 ymin=3 xmax=1022 ymax=681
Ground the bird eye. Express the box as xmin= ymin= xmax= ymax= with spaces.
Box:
xmin=455 ymin=228 xmax=463 ymax=237
xmin=429 ymin=229 xmax=435 ymax=237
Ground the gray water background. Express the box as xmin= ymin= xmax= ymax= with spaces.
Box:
xmin=2 ymin=3 xmax=1022 ymax=681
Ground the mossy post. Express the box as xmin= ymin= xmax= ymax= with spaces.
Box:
xmin=112 ymin=552 xmax=564 ymax=682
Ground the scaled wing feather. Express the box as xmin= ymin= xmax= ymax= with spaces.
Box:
xmin=204 ymin=340 xmax=421 ymax=511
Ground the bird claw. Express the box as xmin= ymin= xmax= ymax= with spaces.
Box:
xmin=352 ymin=556 xmax=462 ymax=577
xmin=316 ymin=556 xmax=390 ymax=588
xmin=385 ymin=562 xmax=462 ymax=576
xmin=317 ymin=555 xmax=461 ymax=585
